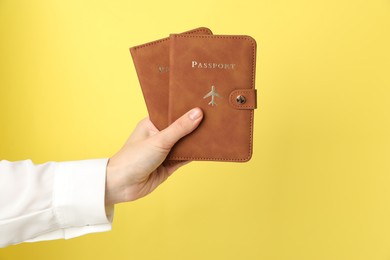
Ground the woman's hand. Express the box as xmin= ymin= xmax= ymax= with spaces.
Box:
xmin=105 ymin=108 xmax=203 ymax=205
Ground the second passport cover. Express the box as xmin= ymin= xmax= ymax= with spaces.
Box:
xmin=130 ymin=27 xmax=212 ymax=130
xmin=168 ymin=34 xmax=257 ymax=162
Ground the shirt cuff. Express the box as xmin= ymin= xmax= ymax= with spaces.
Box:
xmin=53 ymin=158 xmax=113 ymax=239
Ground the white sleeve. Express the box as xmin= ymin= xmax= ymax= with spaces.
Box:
xmin=0 ymin=158 xmax=114 ymax=248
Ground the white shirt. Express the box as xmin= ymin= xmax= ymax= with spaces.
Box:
xmin=0 ymin=159 xmax=114 ymax=248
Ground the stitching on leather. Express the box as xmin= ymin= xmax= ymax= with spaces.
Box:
xmin=169 ymin=156 xmax=250 ymax=162
xmin=170 ymin=34 xmax=256 ymax=161
xmin=130 ymin=28 xmax=212 ymax=51
xmin=229 ymin=89 xmax=256 ymax=109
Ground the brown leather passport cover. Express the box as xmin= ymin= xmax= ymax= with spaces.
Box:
xmin=130 ymin=27 xmax=213 ymax=130
xmin=168 ymin=34 xmax=257 ymax=162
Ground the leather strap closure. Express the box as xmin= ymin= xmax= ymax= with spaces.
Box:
xmin=229 ymin=89 xmax=257 ymax=110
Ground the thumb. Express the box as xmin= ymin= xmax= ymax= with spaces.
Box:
xmin=156 ymin=108 xmax=203 ymax=149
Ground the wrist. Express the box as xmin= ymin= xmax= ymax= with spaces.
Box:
xmin=105 ymin=158 xmax=125 ymax=206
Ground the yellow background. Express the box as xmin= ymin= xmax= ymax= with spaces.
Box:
xmin=0 ymin=0 xmax=389 ymax=259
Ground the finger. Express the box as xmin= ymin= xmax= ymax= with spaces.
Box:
xmin=164 ymin=160 xmax=191 ymax=176
xmin=155 ymin=108 xmax=203 ymax=149
xmin=127 ymin=118 xmax=159 ymax=144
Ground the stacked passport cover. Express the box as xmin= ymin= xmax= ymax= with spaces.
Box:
xmin=130 ymin=27 xmax=257 ymax=162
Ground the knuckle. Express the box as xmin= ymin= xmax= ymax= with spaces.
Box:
xmin=174 ymin=119 xmax=186 ymax=131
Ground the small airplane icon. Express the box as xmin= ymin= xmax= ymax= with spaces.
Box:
xmin=203 ymin=85 xmax=221 ymax=106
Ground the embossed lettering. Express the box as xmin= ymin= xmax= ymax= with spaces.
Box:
xmin=191 ymin=60 xmax=236 ymax=70
xmin=158 ymin=66 xmax=169 ymax=73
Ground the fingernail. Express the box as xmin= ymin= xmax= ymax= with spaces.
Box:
xmin=188 ymin=108 xmax=202 ymax=120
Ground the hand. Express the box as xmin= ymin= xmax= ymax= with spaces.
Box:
xmin=104 ymin=108 xmax=203 ymax=205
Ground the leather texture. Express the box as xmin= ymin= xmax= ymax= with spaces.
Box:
xmin=130 ymin=27 xmax=213 ymax=131
xmin=168 ymin=34 xmax=257 ymax=162
xmin=228 ymin=89 xmax=257 ymax=110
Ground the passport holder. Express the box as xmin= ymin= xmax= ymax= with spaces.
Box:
xmin=130 ymin=27 xmax=213 ymax=130
xmin=167 ymin=34 xmax=257 ymax=162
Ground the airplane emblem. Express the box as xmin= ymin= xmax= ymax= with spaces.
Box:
xmin=203 ymin=85 xmax=221 ymax=106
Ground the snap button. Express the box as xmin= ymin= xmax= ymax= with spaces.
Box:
xmin=236 ymin=95 xmax=246 ymax=104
